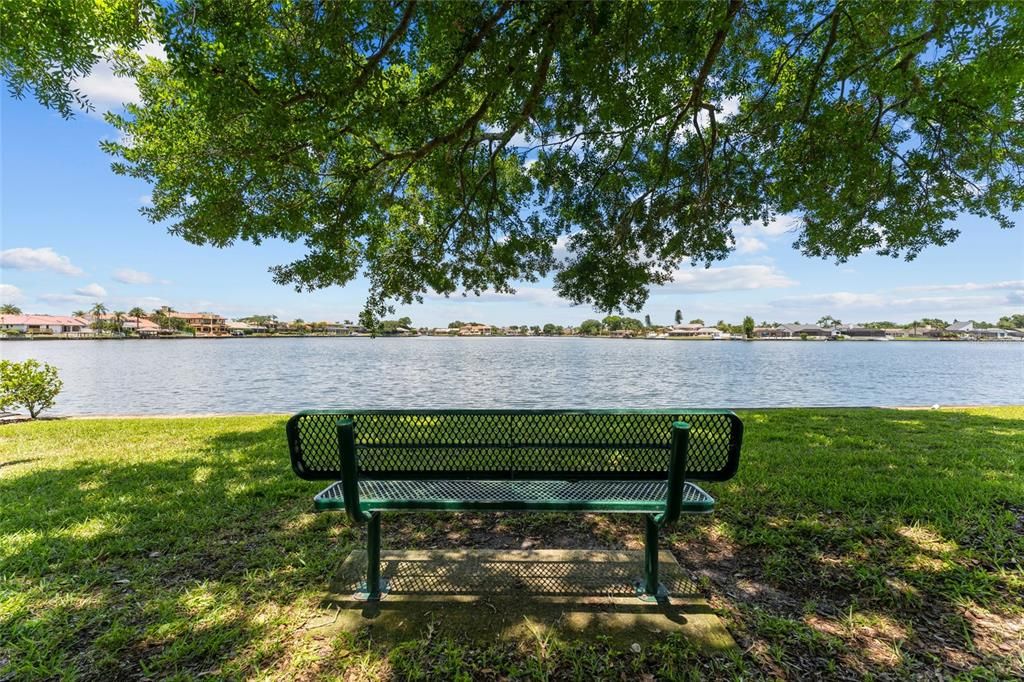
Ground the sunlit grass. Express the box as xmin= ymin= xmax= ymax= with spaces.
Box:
xmin=1 ymin=407 xmax=1022 ymax=679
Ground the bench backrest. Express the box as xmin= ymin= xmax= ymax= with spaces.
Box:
xmin=287 ymin=410 xmax=742 ymax=483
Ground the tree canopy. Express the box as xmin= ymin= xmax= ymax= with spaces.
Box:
xmin=3 ymin=1 xmax=1022 ymax=322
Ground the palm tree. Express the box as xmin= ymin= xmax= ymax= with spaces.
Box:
xmin=112 ymin=311 xmax=126 ymax=335
xmin=88 ymin=302 xmax=108 ymax=333
xmin=128 ymin=306 xmax=146 ymax=336
xmin=72 ymin=309 xmax=87 ymax=317
xmin=0 ymin=304 xmax=22 ymax=314
xmin=674 ymin=309 xmax=682 ymax=325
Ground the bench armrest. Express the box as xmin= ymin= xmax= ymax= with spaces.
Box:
xmin=337 ymin=419 xmax=371 ymax=523
xmin=657 ymin=421 xmax=690 ymax=526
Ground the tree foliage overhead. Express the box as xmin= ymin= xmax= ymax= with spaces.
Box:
xmin=4 ymin=1 xmax=1023 ymax=322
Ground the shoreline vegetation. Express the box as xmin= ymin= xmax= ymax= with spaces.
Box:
xmin=2 ymin=308 xmax=1022 ymax=342
xmin=3 ymin=333 xmax=1021 ymax=343
xmin=2 ymin=407 xmax=1021 ymax=679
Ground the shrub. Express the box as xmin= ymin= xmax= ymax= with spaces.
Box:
xmin=0 ymin=359 xmax=63 ymax=418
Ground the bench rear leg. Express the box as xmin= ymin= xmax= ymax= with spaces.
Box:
xmin=637 ymin=514 xmax=668 ymax=601
xmin=356 ymin=512 xmax=388 ymax=600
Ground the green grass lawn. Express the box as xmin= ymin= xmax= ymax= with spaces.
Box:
xmin=1 ymin=408 xmax=1022 ymax=680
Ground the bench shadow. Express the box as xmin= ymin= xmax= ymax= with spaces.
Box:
xmin=315 ymin=549 xmax=729 ymax=649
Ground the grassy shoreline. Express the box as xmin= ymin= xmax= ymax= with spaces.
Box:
xmin=2 ymin=408 xmax=1022 ymax=679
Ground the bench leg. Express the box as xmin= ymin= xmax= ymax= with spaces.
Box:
xmin=636 ymin=514 xmax=667 ymax=601
xmin=366 ymin=512 xmax=382 ymax=599
xmin=355 ymin=512 xmax=388 ymax=601
xmin=644 ymin=514 xmax=659 ymax=596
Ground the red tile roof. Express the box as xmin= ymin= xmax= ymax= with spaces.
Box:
xmin=0 ymin=314 xmax=89 ymax=326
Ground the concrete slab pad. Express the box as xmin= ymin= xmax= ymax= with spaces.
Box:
xmin=313 ymin=549 xmax=736 ymax=651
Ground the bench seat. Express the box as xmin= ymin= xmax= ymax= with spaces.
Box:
xmin=314 ymin=479 xmax=716 ymax=514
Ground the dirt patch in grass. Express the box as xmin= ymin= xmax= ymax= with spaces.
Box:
xmin=350 ymin=508 xmax=1023 ymax=679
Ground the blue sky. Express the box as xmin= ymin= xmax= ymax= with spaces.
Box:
xmin=2 ymin=62 xmax=1022 ymax=328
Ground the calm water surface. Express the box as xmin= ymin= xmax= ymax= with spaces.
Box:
xmin=2 ymin=337 xmax=1022 ymax=415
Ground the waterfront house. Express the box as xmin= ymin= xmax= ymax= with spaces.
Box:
xmin=160 ymin=308 xmax=227 ymax=336
xmin=225 ymin=320 xmax=266 ymax=335
xmin=89 ymin=313 xmax=164 ymax=336
xmin=666 ymin=323 xmax=704 ymax=337
xmin=772 ymin=324 xmax=831 ymax=338
xmin=973 ymin=327 xmax=1023 ymax=340
xmin=0 ymin=314 xmax=90 ymax=334
xmin=698 ymin=326 xmax=730 ymax=339
xmin=753 ymin=326 xmax=788 ymax=338
xmin=945 ymin=320 xmax=975 ymax=337
xmin=840 ymin=326 xmax=887 ymax=339
xmin=458 ymin=323 xmax=493 ymax=336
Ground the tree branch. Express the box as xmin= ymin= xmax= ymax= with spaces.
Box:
xmin=800 ymin=9 xmax=840 ymax=122
xmin=419 ymin=1 xmax=514 ymax=100
xmin=351 ymin=1 xmax=418 ymax=92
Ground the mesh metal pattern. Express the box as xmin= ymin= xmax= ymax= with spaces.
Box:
xmin=313 ymin=479 xmax=714 ymax=512
xmin=288 ymin=410 xmax=741 ymax=482
xmin=331 ymin=554 xmax=700 ymax=598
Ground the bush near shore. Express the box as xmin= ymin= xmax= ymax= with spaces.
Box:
xmin=1 ymin=408 xmax=1022 ymax=679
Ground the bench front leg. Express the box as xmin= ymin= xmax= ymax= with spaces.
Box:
xmin=337 ymin=419 xmax=387 ymax=600
xmin=643 ymin=513 xmax=660 ymax=598
xmin=639 ymin=421 xmax=690 ymax=601
xmin=366 ymin=511 xmax=383 ymax=600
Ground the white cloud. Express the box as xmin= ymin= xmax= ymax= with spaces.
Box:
xmin=426 ymin=286 xmax=571 ymax=308
xmin=552 ymin=234 xmax=572 ymax=261
xmin=773 ymin=291 xmax=886 ymax=308
xmin=895 ymin=280 xmax=1024 ymax=294
xmin=770 ymin=287 xmax=1022 ymax=322
xmin=732 ymin=214 xmax=801 ymax=238
xmin=113 ymin=268 xmax=155 ymax=285
xmin=38 ymin=293 xmax=94 ymax=305
xmin=735 ymin=236 xmax=768 ymax=254
xmin=0 ymin=284 xmax=25 ymax=303
xmin=139 ymin=194 xmax=153 ymax=206
xmin=74 ymin=283 xmax=108 ymax=297
xmin=0 ymin=247 xmax=84 ymax=276
xmin=507 ymin=131 xmax=532 ymax=148
xmin=661 ymin=264 xmax=797 ymax=294
xmin=718 ymin=95 xmax=741 ymax=117
xmin=38 ymin=292 xmax=169 ymax=310
xmin=73 ymin=41 xmax=166 ymax=116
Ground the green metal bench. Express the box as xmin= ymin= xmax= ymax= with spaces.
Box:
xmin=286 ymin=409 xmax=743 ymax=601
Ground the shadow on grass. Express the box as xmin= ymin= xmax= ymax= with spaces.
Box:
xmin=677 ymin=408 xmax=1024 ymax=677
xmin=0 ymin=408 xmax=1022 ymax=679
xmin=0 ymin=421 xmax=347 ymax=679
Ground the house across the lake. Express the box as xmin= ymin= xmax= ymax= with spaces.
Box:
xmin=0 ymin=314 xmax=90 ymax=335
xmin=458 ymin=323 xmax=493 ymax=336
xmin=225 ymin=320 xmax=266 ymax=336
xmin=944 ymin=320 xmax=1024 ymax=340
xmin=90 ymin=313 xmax=164 ymax=336
xmin=840 ymin=326 xmax=887 ymax=339
xmin=754 ymin=324 xmax=830 ymax=339
xmin=666 ymin=323 xmax=704 ymax=337
xmin=159 ymin=308 xmax=227 ymax=336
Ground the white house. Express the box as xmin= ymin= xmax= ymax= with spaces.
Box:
xmin=0 ymin=314 xmax=90 ymax=334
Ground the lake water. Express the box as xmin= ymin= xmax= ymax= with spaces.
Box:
xmin=2 ymin=337 xmax=1022 ymax=415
